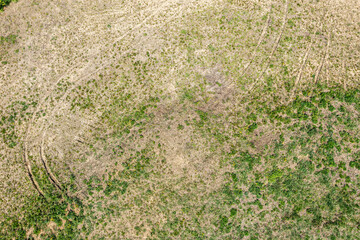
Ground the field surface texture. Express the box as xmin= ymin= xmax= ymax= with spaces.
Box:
xmin=1 ymin=0 xmax=360 ymax=239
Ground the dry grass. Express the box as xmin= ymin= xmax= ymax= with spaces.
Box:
xmin=1 ymin=0 xmax=360 ymax=239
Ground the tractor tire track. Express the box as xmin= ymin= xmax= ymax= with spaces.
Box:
xmin=22 ymin=0 xmax=173 ymax=195
xmin=207 ymin=4 xmax=272 ymax=110
xmin=314 ymin=32 xmax=331 ymax=84
xmin=23 ymin=144 xmax=45 ymax=197
xmin=294 ymin=41 xmax=314 ymax=89
xmin=35 ymin=0 xmax=190 ymax=196
xmin=237 ymin=5 xmax=272 ymax=80
xmin=40 ymin=0 xmax=187 ymax=129
xmin=40 ymin=141 xmax=63 ymax=191
xmin=248 ymin=0 xmax=288 ymax=92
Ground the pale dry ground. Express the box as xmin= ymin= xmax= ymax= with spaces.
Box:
xmin=0 ymin=0 xmax=360 ymax=239
xmin=0 ymin=0 xmax=209 ymax=207
xmin=0 ymin=0 xmax=221 ymax=237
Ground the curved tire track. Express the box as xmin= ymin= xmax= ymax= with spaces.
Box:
xmin=22 ymin=0 xmax=176 ymax=195
xmin=247 ymin=0 xmax=288 ymax=92
xmin=314 ymin=32 xmax=331 ymax=84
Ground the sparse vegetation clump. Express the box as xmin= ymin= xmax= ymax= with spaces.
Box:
xmin=0 ymin=0 xmax=359 ymax=239
xmin=0 ymin=0 xmax=16 ymax=11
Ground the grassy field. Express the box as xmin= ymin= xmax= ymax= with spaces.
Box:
xmin=0 ymin=0 xmax=360 ymax=239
